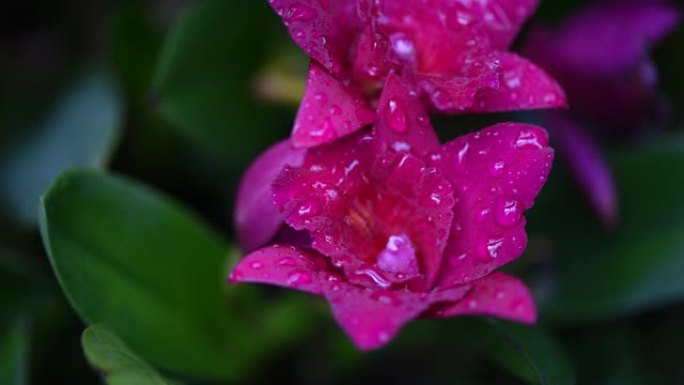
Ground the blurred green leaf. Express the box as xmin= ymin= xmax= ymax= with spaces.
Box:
xmin=0 ymin=316 xmax=30 ymax=385
xmin=530 ymin=143 xmax=684 ymax=322
xmin=82 ymin=325 xmax=181 ymax=385
xmin=0 ymin=70 xmax=124 ymax=226
xmin=152 ymin=0 xmax=292 ymax=166
xmin=40 ymin=170 xmax=317 ymax=380
xmin=479 ymin=321 xmax=575 ymax=385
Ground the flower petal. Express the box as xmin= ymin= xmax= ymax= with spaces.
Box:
xmin=292 ymin=62 xmax=375 ymax=148
xmin=373 ymin=0 xmax=497 ymax=74
xmin=235 ymin=140 xmax=305 ymax=252
xmin=321 ymin=281 xmax=470 ymax=350
xmin=429 ymin=272 xmax=537 ymax=324
xmin=433 ymin=123 xmax=554 ymax=286
xmin=470 ymin=52 xmax=567 ymax=112
xmin=274 ymin=133 xmax=454 ymax=287
xmin=269 ymin=0 xmax=359 ymax=76
xmin=523 ymin=1 xmax=679 ymax=124
xmin=374 ymin=73 xmax=440 ymax=159
xmin=544 ymin=112 xmax=617 ymax=226
xmin=228 ymin=245 xmax=324 ymax=295
xmin=462 ymin=0 xmax=539 ymax=50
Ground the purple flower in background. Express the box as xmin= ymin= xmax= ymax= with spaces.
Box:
xmin=269 ymin=0 xmax=566 ymax=148
xmin=523 ymin=0 xmax=680 ymax=225
xmin=230 ymin=84 xmax=554 ymax=349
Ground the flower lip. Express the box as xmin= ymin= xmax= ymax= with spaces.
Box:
xmin=273 ymin=132 xmax=455 ymax=290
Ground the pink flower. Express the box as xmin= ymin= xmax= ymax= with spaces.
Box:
xmin=522 ymin=0 xmax=680 ymax=226
xmin=270 ymin=0 xmax=567 ymax=148
xmin=230 ymin=86 xmax=554 ymax=349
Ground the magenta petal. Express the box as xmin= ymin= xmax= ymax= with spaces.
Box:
xmin=229 ymin=246 xmax=324 ymax=295
xmin=431 ymin=272 xmax=537 ymax=324
xmin=321 ymin=281 xmax=469 ymax=350
xmin=292 ymin=62 xmax=375 ymax=148
xmin=433 ymin=123 xmax=554 ymax=286
xmin=544 ymin=112 xmax=618 ymax=226
xmin=526 ymin=1 xmax=680 ymax=76
xmin=235 ymin=140 xmax=305 ymax=252
xmin=269 ymin=0 xmax=359 ymax=76
xmin=374 ymin=74 xmax=440 ymax=159
xmin=462 ymin=0 xmax=539 ymax=49
xmin=470 ymin=52 xmax=567 ymax=112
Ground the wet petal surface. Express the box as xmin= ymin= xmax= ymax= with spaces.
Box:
xmin=428 ymin=272 xmax=537 ymax=324
xmin=470 ymin=52 xmax=567 ymax=113
xmin=269 ymin=0 xmax=360 ymax=76
xmin=292 ymin=62 xmax=375 ymax=148
xmin=229 ymin=245 xmax=324 ymax=295
xmin=374 ymin=73 xmax=440 ymax=159
xmin=432 ymin=123 xmax=554 ymax=286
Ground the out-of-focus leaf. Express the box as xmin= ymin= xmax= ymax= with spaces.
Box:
xmin=152 ymin=0 xmax=292 ymax=166
xmin=0 ymin=70 xmax=124 ymax=226
xmin=565 ymin=326 xmax=653 ymax=385
xmin=40 ymin=170 xmax=317 ymax=380
xmin=0 ymin=316 xmax=30 ymax=385
xmin=82 ymin=325 xmax=181 ymax=385
xmin=530 ymin=142 xmax=684 ymax=322
xmin=479 ymin=321 xmax=575 ymax=385
xmin=385 ymin=318 xmax=574 ymax=385
xmin=109 ymin=2 xmax=162 ymax=103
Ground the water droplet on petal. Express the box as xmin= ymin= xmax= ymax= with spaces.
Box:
xmin=477 ymin=237 xmax=505 ymax=261
xmin=285 ymin=3 xmax=317 ymax=23
xmin=277 ymin=257 xmax=297 ymax=266
xmin=495 ymin=199 xmax=522 ymax=228
xmin=490 ymin=161 xmax=505 ymax=177
xmin=384 ymin=99 xmax=408 ymax=133
xmin=250 ymin=261 xmax=264 ymax=270
xmin=287 ymin=270 xmax=313 ymax=287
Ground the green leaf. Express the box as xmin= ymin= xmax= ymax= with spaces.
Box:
xmin=82 ymin=325 xmax=181 ymax=385
xmin=0 ymin=70 xmax=124 ymax=226
xmin=530 ymin=143 xmax=684 ymax=322
xmin=0 ymin=316 xmax=30 ymax=385
xmin=152 ymin=0 xmax=292 ymax=165
xmin=40 ymin=170 xmax=317 ymax=380
xmin=478 ymin=321 xmax=575 ymax=385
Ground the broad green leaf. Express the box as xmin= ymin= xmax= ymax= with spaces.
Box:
xmin=0 ymin=316 xmax=30 ymax=385
xmin=0 ymin=70 xmax=123 ymax=226
xmin=530 ymin=143 xmax=684 ymax=322
xmin=82 ymin=325 xmax=181 ymax=385
xmin=40 ymin=170 xmax=317 ymax=380
xmin=153 ymin=0 xmax=293 ymax=165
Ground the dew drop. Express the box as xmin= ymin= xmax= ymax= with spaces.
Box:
xmin=384 ymin=99 xmax=408 ymax=133
xmin=495 ymin=199 xmax=522 ymax=228
xmin=249 ymin=261 xmax=264 ymax=270
xmin=287 ymin=271 xmax=313 ymax=287
xmin=490 ymin=161 xmax=505 ymax=177
xmin=277 ymin=257 xmax=297 ymax=266
xmin=285 ymin=3 xmax=317 ymax=23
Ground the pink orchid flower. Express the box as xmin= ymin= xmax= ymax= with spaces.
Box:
xmin=523 ymin=0 xmax=680 ymax=226
xmin=269 ymin=0 xmax=567 ymax=148
xmin=230 ymin=83 xmax=553 ymax=349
